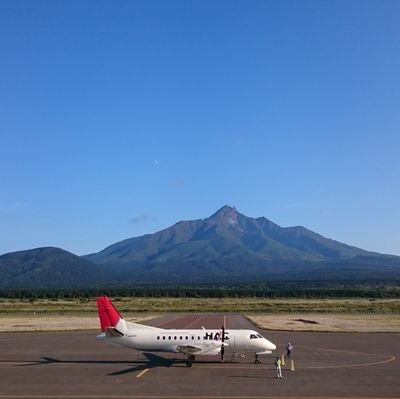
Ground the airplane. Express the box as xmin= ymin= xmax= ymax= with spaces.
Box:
xmin=96 ymin=296 xmax=276 ymax=367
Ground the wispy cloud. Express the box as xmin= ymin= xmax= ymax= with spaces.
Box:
xmin=129 ymin=214 xmax=157 ymax=224
xmin=169 ymin=179 xmax=185 ymax=189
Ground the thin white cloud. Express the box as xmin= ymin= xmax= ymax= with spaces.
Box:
xmin=169 ymin=179 xmax=185 ymax=189
xmin=129 ymin=214 xmax=157 ymax=224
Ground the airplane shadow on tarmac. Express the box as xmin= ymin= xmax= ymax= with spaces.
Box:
xmin=11 ymin=352 xmax=248 ymax=375
xmin=13 ymin=353 xmax=185 ymax=376
xmin=108 ymin=353 xmax=179 ymax=375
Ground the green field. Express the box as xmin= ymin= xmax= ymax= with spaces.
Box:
xmin=1 ymin=297 xmax=400 ymax=314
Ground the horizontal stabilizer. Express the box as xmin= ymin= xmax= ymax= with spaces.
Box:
xmin=105 ymin=327 xmax=124 ymax=337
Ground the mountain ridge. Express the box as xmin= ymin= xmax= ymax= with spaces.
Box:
xmin=0 ymin=247 xmax=109 ymax=289
xmin=1 ymin=205 xmax=399 ymax=288
xmin=84 ymin=205 xmax=377 ymax=265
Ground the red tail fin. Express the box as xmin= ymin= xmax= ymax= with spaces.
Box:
xmin=96 ymin=296 xmax=122 ymax=332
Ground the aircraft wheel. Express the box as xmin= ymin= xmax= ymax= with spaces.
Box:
xmin=255 ymin=359 xmax=261 ymax=364
xmin=186 ymin=360 xmax=193 ymax=367
xmin=189 ymin=355 xmax=195 ymax=362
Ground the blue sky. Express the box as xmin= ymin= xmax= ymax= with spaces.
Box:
xmin=1 ymin=0 xmax=399 ymax=256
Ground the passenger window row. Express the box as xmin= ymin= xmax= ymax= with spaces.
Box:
xmin=157 ymin=336 xmax=201 ymax=340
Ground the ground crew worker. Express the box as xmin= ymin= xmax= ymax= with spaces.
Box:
xmin=275 ymin=356 xmax=283 ymax=379
xmin=286 ymin=342 xmax=294 ymax=358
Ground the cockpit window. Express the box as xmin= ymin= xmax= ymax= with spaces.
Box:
xmin=256 ymin=334 xmax=263 ymax=338
xmin=250 ymin=334 xmax=258 ymax=339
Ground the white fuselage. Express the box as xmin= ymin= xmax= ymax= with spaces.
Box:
xmin=98 ymin=319 xmax=276 ymax=356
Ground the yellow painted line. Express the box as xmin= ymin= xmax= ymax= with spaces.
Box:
xmin=136 ymin=368 xmax=150 ymax=378
xmin=2 ymin=396 xmax=400 ymax=399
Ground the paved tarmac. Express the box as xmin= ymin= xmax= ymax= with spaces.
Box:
xmin=0 ymin=314 xmax=399 ymax=399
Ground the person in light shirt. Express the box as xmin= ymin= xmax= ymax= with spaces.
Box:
xmin=286 ymin=342 xmax=294 ymax=358
xmin=275 ymin=357 xmax=283 ymax=379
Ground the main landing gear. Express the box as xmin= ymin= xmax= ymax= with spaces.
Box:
xmin=186 ymin=355 xmax=195 ymax=367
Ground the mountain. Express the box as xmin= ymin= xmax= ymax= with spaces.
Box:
xmin=85 ymin=205 xmax=378 ymax=265
xmin=81 ymin=205 xmax=400 ymax=284
xmin=1 ymin=206 xmax=400 ymax=289
xmin=0 ymin=247 xmax=109 ymax=289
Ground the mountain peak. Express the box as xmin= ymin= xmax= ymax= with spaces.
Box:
xmin=204 ymin=205 xmax=246 ymax=231
xmin=209 ymin=205 xmax=238 ymax=218
xmin=207 ymin=205 xmax=241 ymax=223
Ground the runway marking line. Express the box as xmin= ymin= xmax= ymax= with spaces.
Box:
xmin=136 ymin=368 xmax=149 ymax=378
xmin=295 ymin=343 xmax=396 ymax=358
xmin=154 ymin=315 xmax=207 ymax=328
xmin=301 ymin=355 xmax=396 ymax=369
xmin=293 ymin=344 xmax=397 ymax=369
xmin=1 ymin=355 xmax=395 ymax=370
xmin=1 ymin=396 xmax=400 ymax=399
xmin=154 ymin=314 xmax=225 ymax=329
xmin=184 ymin=315 xmax=207 ymax=329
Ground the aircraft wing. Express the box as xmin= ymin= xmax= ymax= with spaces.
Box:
xmin=177 ymin=345 xmax=203 ymax=354
xmin=177 ymin=341 xmax=228 ymax=356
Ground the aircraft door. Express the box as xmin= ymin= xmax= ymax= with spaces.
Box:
xmin=227 ymin=335 xmax=235 ymax=352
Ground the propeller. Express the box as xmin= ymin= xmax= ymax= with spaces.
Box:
xmin=221 ymin=324 xmax=225 ymax=362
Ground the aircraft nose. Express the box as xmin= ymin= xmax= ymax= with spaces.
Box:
xmin=266 ymin=339 xmax=276 ymax=351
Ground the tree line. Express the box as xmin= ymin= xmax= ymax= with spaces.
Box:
xmin=1 ymin=281 xmax=399 ymax=299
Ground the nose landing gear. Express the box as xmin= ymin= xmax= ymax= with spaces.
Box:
xmin=186 ymin=354 xmax=195 ymax=367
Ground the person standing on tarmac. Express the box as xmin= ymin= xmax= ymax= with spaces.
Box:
xmin=286 ymin=342 xmax=294 ymax=358
xmin=275 ymin=356 xmax=283 ymax=379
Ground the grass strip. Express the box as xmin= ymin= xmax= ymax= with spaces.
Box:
xmin=1 ymin=297 xmax=400 ymax=314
